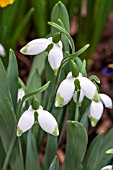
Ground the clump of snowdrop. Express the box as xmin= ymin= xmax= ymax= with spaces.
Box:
xmin=20 ymin=37 xmax=63 ymax=75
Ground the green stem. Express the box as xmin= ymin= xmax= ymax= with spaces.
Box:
xmin=18 ymin=77 xmax=26 ymax=92
xmin=2 ymin=129 xmax=16 ymax=170
xmin=75 ymin=102 xmax=79 ymax=121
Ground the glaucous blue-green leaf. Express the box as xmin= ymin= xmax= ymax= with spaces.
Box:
xmin=29 ymin=52 xmax=47 ymax=77
xmin=0 ymin=59 xmax=12 ymax=103
xmin=83 ymin=128 xmax=113 ymax=170
xmin=26 ymin=130 xmax=40 ymax=170
xmin=27 ymin=69 xmax=42 ymax=102
xmin=97 ymin=128 xmax=113 ymax=169
xmin=51 ymin=1 xmax=69 ymax=34
xmin=42 ymin=136 xmax=57 ymax=170
xmin=62 ymin=121 xmax=88 ymax=170
xmin=83 ymin=133 xmax=103 ymax=170
xmin=7 ymin=49 xmax=18 ymax=112
xmin=49 ymin=156 xmax=59 ymax=170
xmin=0 ymin=89 xmax=16 ymax=152
xmin=51 ymin=1 xmax=69 ymax=53
xmin=10 ymin=139 xmax=24 ymax=170
xmin=0 ymin=138 xmax=5 ymax=170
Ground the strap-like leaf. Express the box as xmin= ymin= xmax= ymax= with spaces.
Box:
xmin=49 ymin=156 xmax=59 ymax=170
xmin=62 ymin=121 xmax=88 ymax=170
xmin=7 ymin=49 xmax=18 ymax=112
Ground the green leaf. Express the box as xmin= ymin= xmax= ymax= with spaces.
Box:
xmin=49 ymin=156 xmax=59 ymax=170
xmin=0 ymin=138 xmax=5 ymax=169
xmin=7 ymin=49 xmax=18 ymax=112
xmin=42 ymin=136 xmax=57 ymax=170
xmin=0 ymin=89 xmax=16 ymax=152
xmin=83 ymin=128 xmax=113 ymax=170
xmin=97 ymin=128 xmax=113 ymax=169
xmin=10 ymin=139 xmax=24 ymax=170
xmin=0 ymin=59 xmax=12 ymax=103
xmin=83 ymin=133 xmax=103 ymax=170
xmin=26 ymin=130 xmax=40 ymax=170
xmin=31 ymin=0 xmax=48 ymax=37
xmin=62 ymin=121 xmax=88 ymax=170
xmin=29 ymin=52 xmax=47 ymax=77
xmin=89 ymin=75 xmax=100 ymax=84
xmin=27 ymin=69 xmax=42 ymax=102
xmin=51 ymin=1 xmax=69 ymax=33
xmin=11 ymin=8 xmax=34 ymax=48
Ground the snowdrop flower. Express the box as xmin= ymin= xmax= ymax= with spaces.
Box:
xmin=55 ymin=72 xmax=99 ymax=107
xmin=0 ymin=0 xmax=14 ymax=7
xmin=101 ymin=165 xmax=113 ymax=170
xmin=17 ymin=106 xmax=59 ymax=136
xmin=0 ymin=44 xmax=6 ymax=57
xmin=20 ymin=37 xmax=63 ymax=75
xmin=89 ymin=93 xmax=112 ymax=127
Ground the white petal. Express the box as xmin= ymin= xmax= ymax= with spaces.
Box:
xmin=38 ymin=109 xmax=59 ymax=136
xmin=18 ymin=88 xmax=25 ymax=101
xmin=101 ymin=165 xmax=113 ymax=170
xmin=78 ymin=77 xmax=99 ymax=102
xmin=20 ymin=38 xmax=51 ymax=55
xmin=0 ymin=44 xmax=6 ymax=57
xmin=99 ymin=93 xmax=112 ymax=108
xmin=55 ymin=78 xmax=75 ymax=107
xmin=48 ymin=43 xmax=63 ymax=71
xmin=73 ymin=90 xmax=84 ymax=103
xmin=17 ymin=107 xmax=34 ymax=136
xmin=66 ymin=72 xmax=73 ymax=79
xmin=89 ymin=101 xmax=103 ymax=127
xmin=58 ymin=41 xmax=63 ymax=49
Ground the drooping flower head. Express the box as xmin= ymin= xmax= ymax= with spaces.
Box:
xmin=17 ymin=106 xmax=59 ymax=137
xmin=20 ymin=37 xmax=63 ymax=75
xmin=89 ymin=93 xmax=112 ymax=127
xmin=55 ymin=72 xmax=99 ymax=107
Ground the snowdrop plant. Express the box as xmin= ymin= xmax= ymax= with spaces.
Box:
xmin=0 ymin=2 xmax=113 ymax=170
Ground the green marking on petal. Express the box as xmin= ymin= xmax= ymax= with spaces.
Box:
xmin=21 ymin=45 xmax=28 ymax=53
xmin=17 ymin=126 xmax=23 ymax=136
xmin=93 ymin=90 xmax=100 ymax=102
xmin=89 ymin=116 xmax=98 ymax=127
xmin=55 ymin=93 xmax=64 ymax=107
xmin=54 ymin=69 xmax=58 ymax=76
xmin=52 ymin=125 xmax=59 ymax=136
